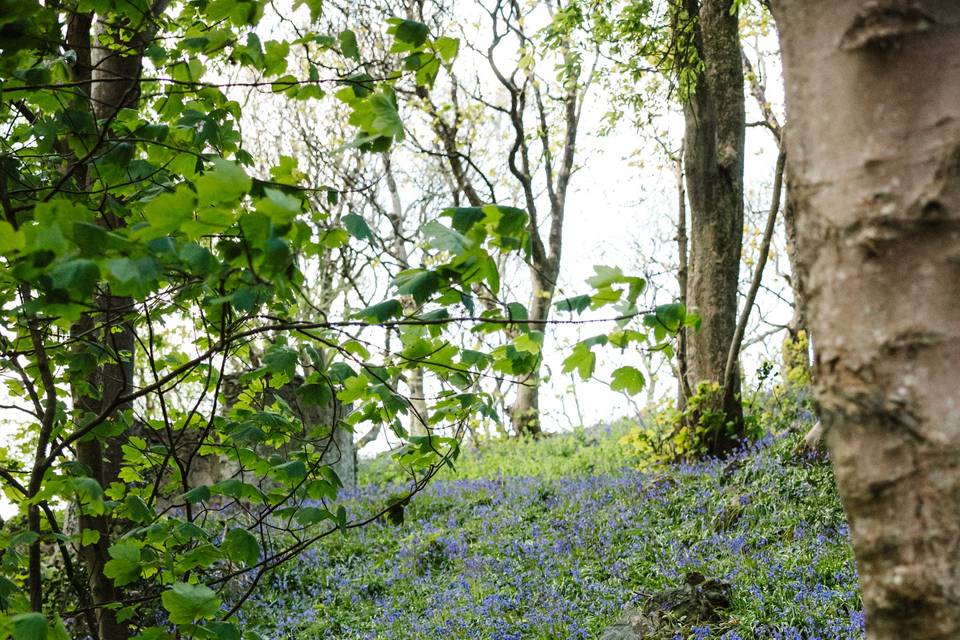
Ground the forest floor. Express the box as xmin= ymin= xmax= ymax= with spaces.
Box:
xmin=241 ymin=416 xmax=863 ymax=639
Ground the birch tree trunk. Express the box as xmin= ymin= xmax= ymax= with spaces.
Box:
xmin=769 ymin=2 xmax=960 ymax=637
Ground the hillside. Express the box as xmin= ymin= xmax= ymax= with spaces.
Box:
xmin=241 ymin=422 xmax=863 ymax=639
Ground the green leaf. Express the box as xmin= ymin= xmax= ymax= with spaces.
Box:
xmin=181 ymin=485 xmax=211 ymax=504
xmin=506 ymin=302 xmax=529 ymax=322
xmin=388 ymin=19 xmax=429 ymax=49
xmin=180 ymin=243 xmax=216 ymax=275
xmin=131 ymin=628 xmax=172 ymax=640
xmin=205 ymin=621 xmax=241 ymax=640
xmin=9 ymin=531 xmax=38 ymax=547
xmin=610 ymin=366 xmax=646 ymax=395
xmin=348 ymin=90 xmax=404 ymax=140
xmin=270 ymin=74 xmax=298 ymax=94
xmin=72 ymin=222 xmax=126 ymax=254
xmin=395 ymin=269 xmax=440 ymax=305
xmin=49 ymin=617 xmax=69 ymax=640
xmin=222 ymin=527 xmax=259 ymax=566
xmin=50 ymin=259 xmax=100 ymax=299
xmin=513 ymin=331 xmax=543 ymax=354
xmin=443 ymin=207 xmax=484 ymax=233
xmin=434 ymin=36 xmax=460 ymax=63
xmin=161 ymin=582 xmax=220 ymax=625
xmin=211 ymin=479 xmax=265 ymax=503
xmin=486 ymin=205 xmax=528 ymax=237
xmin=562 ymin=343 xmax=598 ymax=380
xmin=342 ymin=213 xmax=374 ymax=242
xmin=318 ymin=227 xmax=349 ymax=248
xmin=0 ymin=220 xmax=25 ymax=253
xmin=72 ymin=476 xmax=105 ymax=515
xmin=273 ymin=460 xmax=307 ymax=483
xmin=423 ymin=220 xmax=469 ymax=254
xmin=296 ymin=382 xmax=332 ymax=407
xmin=178 ymin=544 xmax=222 ymax=571
xmin=263 ymin=236 xmax=291 ymax=273
xmin=106 ymin=257 xmax=161 ymax=297
xmin=263 ymin=345 xmax=298 ymax=379
xmin=586 ymin=265 xmax=626 ymax=288
xmin=337 ymin=374 xmax=369 ymax=403
xmin=194 ymin=158 xmax=251 ymax=206
xmin=355 ymin=299 xmax=403 ymax=322
xmin=12 ymin=613 xmax=47 ymax=640
xmin=0 ymin=575 xmax=16 ymax=609
xmin=554 ymin=295 xmax=591 ymax=314
xmin=645 ymin=303 xmax=686 ymax=333
xmin=124 ymin=495 xmax=152 ymax=523
xmin=295 ymin=506 xmax=336 ymax=525
xmin=339 ymin=30 xmax=360 ymax=61
xmin=80 ymin=529 xmax=101 ymax=547
xmin=103 ymin=541 xmax=141 ymax=586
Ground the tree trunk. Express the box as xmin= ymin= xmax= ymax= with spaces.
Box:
xmin=509 ymin=270 xmax=552 ymax=437
xmin=769 ymin=2 xmax=960 ymax=637
xmin=681 ymin=0 xmax=746 ymax=452
xmin=675 ymin=138 xmax=693 ymax=410
xmin=781 ymin=176 xmax=812 ymax=376
xmin=69 ymin=16 xmax=149 ymax=639
xmin=383 ymin=155 xmax=429 ymax=437
xmin=510 ymin=376 xmax=541 ymax=437
xmin=742 ymin=51 xmax=811 ymax=378
xmin=406 ymin=367 xmax=429 ymax=436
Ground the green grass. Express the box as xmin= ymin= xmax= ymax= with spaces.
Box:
xmin=242 ymin=410 xmax=862 ymax=639
xmin=358 ymin=419 xmax=639 ymax=486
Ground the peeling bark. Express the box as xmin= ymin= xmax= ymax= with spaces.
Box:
xmin=769 ymin=1 xmax=960 ymax=637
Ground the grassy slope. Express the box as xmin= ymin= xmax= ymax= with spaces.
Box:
xmin=242 ymin=422 xmax=863 ymax=639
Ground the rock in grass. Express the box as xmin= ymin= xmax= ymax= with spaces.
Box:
xmin=600 ymin=575 xmax=732 ymax=639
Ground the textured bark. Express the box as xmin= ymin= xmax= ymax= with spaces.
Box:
xmin=681 ymin=0 xmax=746 ymax=450
xmin=70 ymin=15 xmax=150 ymax=639
xmin=769 ymin=2 xmax=960 ymax=638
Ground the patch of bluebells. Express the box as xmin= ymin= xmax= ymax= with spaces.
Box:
xmin=238 ymin=433 xmax=863 ymax=639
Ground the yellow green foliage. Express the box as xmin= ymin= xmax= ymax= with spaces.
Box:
xmin=620 ymin=382 xmax=731 ymax=469
xmin=783 ymin=330 xmax=812 ymax=387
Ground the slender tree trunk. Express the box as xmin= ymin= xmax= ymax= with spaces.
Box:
xmin=681 ymin=0 xmax=746 ymax=452
xmin=383 ymin=156 xmax=429 ymax=436
xmin=723 ymin=149 xmax=786 ymax=396
xmin=509 ymin=271 xmax=552 ymax=437
xmin=675 ymin=138 xmax=692 ymax=409
xmin=742 ymin=51 xmax=811 ymax=376
xmin=770 ymin=2 xmax=960 ymax=638
xmin=780 ymin=177 xmax=812 ymax=375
